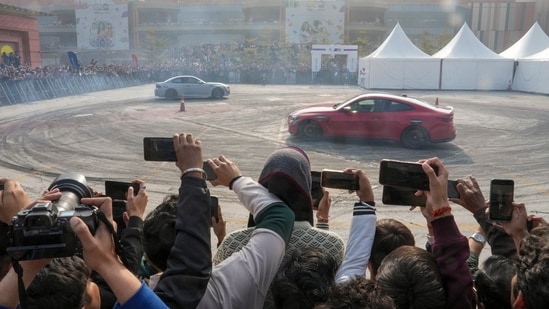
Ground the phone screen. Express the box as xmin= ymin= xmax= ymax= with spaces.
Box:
xmin=105 ymin=181 xmax=140 ymax=201
xmin=489 ymin=179 xmax=514 ymax=221
xmin=143 ymin=137 xmax=176 ymax=161
xmin=311 ymin=171 xmax=323 ymax=210
xmin=382 ymin=185 xmax=426 ymax=206
xmin=379 ymin=160 xmax=431 ymax=191
xmin=321 ymin=170 xmax=359 ymax=191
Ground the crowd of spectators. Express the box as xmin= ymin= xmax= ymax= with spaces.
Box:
xmin=0 ymin=42 xmax=378 ymax=85
xmin=1 ymin=131 xmax=549 ymax=308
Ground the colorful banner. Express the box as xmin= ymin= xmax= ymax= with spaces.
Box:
xmin=75 ymin=0 xmax=129 ymax=50
xmin=67 ymin=51 xmax=79 ymax=73
xmin=285 ymin=0 xmax=345 ymax=44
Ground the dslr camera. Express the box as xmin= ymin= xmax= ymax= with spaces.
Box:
xmin=7 ymin=172 xmax=98 ymax=261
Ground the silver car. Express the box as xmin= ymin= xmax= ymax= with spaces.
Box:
xmin=154 ymin=75 xmax=230 ymax=100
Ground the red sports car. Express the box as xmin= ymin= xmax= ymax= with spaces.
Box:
xmin=287 ymin=93 xmax=456 ymax=149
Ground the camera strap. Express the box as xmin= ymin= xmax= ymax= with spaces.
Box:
xmin=96 ymin=211 xmax=129 ymax=268
xmin=11 ymin=259 xmax=28 ymax=309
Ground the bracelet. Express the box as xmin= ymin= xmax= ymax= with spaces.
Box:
xmin=229 ymin=176 xmax=243 ymax=190
xmin=316 ymin=215 xmax=329 ymax=223
xmin=182 ymin=168 xmax=206 ymax=180
xmin=432 ymin=206 xmax=452 ymax=218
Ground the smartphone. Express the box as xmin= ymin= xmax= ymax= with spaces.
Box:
xmin=379 ymin=160 xmax=434 ymax=191
xmin=104 ymin=181 xmax=140 ymax=201
xmin=489 ymin=179 xmax=514 ymax=222
xmin=447 ymin=180 xmax=460 ymax=199
xmin=311 ymin=171 xmax=323 ymax=210
xmin=0 ymin=184 xmax=4 ymax=191
xmin=143 ymin=137 xmax=176 ymax=161
xmin=382 ymin=185 xmax=427 ymax=207
xmin=203 ymin=161 xmax=217 ymax=181
xmin=321 ymin=169 xmax=359 ymax=191
xmin=211 ymin=196 xmax=219 ymax=224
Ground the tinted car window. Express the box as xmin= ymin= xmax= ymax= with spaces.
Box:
xmin=387 ymin=101 xmax=414 ymax=112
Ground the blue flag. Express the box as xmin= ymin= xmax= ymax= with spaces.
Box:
xmin=67 ymin=51 xmax=79 ymax=74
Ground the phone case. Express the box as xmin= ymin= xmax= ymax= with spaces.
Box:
xmin=321 ymin=170 xmax=359 ymax=191
xmin=143 ymin=137 xmax=177 ymax=161
xmin=489 ymin=179 xmax=514 ymax=221
xmin=382 ymin=185 xmax=426 ymax=206
xmin=379 ymin=160 xmax=430 ymax=191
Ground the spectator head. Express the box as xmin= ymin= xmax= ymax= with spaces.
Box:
xmin=26 ymin=256 xmax=100 ymax=309
xmin=258 ymin=146 xmax=313 ymax=225
xmin=375 ymin=245 xmax=445 ymax=309
xmin=316 ymin=276 xmax=396 ymax=309
xmin=512 ymin=226 xmax=549 ymax=309
xmin=474 ymin=255 xmax=516 ymax=309
xmin=271 ymin=246 xmax=339 ymax=308
xmin=143 ymin=194 xmax=178 ymax=272
xmin=369 ymin=218 xmax=415 ymax=278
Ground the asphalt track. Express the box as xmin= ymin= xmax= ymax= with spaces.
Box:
xmin=1 ymin=83 xmax=549 ymax=259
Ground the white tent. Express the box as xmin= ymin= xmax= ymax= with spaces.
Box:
xmin=513 ymin=47 xmax=549 ymax=94
xmin=500 ymin=22 xmax=549 ymax=59
xmin=433 ymin=23 xmax=514 ymax=90
xmin=358 ymin=23 xmax=440 ymax=89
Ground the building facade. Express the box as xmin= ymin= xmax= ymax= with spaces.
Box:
xmin=1 ymin=0 xmax=548 ymax=64
xmin=0 ymin=3 xmax=46 ymax=67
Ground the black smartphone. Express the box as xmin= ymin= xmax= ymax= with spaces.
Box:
xmin=203 ymin=161 xmax=217 ymax=181
xmin=489 ymin=179 xmax=514 ymax=222
xmin=311 ymin=171 xmax=323 ymax=210
xmin=382 ymin=185 xmax=427 ymax=207
xmin=321 ymin=169 xmax=359 ymax=191
xmin=379 ymin=160 xmax=434 ymax=191
xmin=211 ymin=196 xmax=219 ymax=224
xmin=105 ymin=181 xmax=140 ymax=201
xmin=143 ymin=137 xmax=176 ymax=161
xmin=0 ymin=184 xmax=4 ymax=191
xmin=447 ymin=180 xmax=460 ymax=199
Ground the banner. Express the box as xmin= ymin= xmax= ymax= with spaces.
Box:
xmin=285 ymin=0 xmax=345 ymax=44
xmin=131 ymin=54 xmax=138 ymax=68
xmin=67 ymin=51 xmax=79 ymax=74
xmin=75 ymin=0 xmax=130 ymax=50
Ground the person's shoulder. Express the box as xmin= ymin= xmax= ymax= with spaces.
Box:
xmin=291 ymin=226 xmax=344 ymax=244
xmin=222 ymin=227 xmax=254 ymax=244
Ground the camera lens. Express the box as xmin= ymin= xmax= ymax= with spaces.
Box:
xmin=47 ymin=172 xmax=93 ymax=212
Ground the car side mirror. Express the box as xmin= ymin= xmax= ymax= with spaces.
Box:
xmin=342 ymin=106 xmax=352 ymax=112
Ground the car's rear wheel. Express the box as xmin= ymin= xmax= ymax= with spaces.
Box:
xmin=401 ymin=126 xmax=429 ymax=149
xmin=211 ymin=88 xmax=224 ymax=99
xmin=299 ymin=121 xmax=323 ymax=139
xmin=166 ymin=89 xmax=179 ymax=100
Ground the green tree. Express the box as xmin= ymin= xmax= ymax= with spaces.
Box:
xmin=351 ymin=35 xmax=370 ymax=57
xmin=141 ymin=31 xmax=170 ymax=64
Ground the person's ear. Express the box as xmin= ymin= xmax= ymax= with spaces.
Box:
xmin=512 ymin=290 xmax=527 ymax=308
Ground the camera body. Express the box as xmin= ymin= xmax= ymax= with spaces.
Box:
xmin=7 ymin=172 xmax=97 ymax=261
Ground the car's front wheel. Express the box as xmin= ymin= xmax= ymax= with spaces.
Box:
xmin=401 ymin=126 xmax=429 ymax=149
xmin=211 ymin=88 xmax=224 ymax=99
xmin=166 ymin=89 xmax=179 ymax=100
xmin=299 ymin=121 xmax=323 ymax=139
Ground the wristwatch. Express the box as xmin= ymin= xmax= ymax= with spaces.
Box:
xmin=469 ymin=232 xmax=486 ymax=245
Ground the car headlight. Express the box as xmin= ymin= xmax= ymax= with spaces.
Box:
xmin=288 ymin=115 xmax=299 ymax=124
